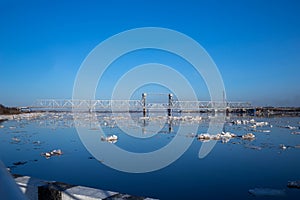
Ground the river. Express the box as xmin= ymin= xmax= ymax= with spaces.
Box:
xmin=0 ymin=112 xmax=300 ymax=199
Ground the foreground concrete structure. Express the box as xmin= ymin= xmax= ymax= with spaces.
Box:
xmin=14 ymin=175 xmax=157 ymax=200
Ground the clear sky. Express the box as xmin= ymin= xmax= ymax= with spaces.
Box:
xmin=1 ymin=0 xmax=300 ymax=107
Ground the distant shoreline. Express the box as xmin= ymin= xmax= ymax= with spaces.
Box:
xmin=0 ymin=104 xmax=20 ymax=115
xmin=1 ymin=104 xmax=300 ymax=117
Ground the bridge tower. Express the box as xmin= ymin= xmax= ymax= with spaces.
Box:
xmin=142 ymin=93 xmax=147 ymax=117
xmin=168 ymin=93 xmax=173 ymax=117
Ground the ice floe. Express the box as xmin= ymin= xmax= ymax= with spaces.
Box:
xmin=197 ymin=132 xmax=236 ymax=143
xmin=41 ymin=149 xmax=63 ymax=159
xmin=0 ymin=112 xmax=44 ymax=121
xmin=101 ymin=135 xmax=118 ymax=143
xmin=279 ymin=125 xmax=299 ymax=130
xmin=279 ymin=144 xmax=287 ymax=150
xmin=242 ymin=133 xmax=255 ymax=140
xmin=287 ymin=180 xmax=300 ymax=189
xmin=11 ymin=137 xmax=21 ymax=143
xmin=291 ymin=131 xmax=300 ymax=135
xmin=231 ymin=119 xmax=269 ymax=127
xmin=197 ymin=132 xmax=258 ymax=143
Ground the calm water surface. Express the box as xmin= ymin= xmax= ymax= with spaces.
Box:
xmin=0 ymin=112 xmax=300 ymax=199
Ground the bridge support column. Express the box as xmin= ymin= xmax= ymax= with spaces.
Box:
xmin=168 ymin=93 xmax=173 ymax=117
xmin=142 ymin=93 xmax=147 ymax=117
xmin=88 ymin=100 xmax=93 ymax=113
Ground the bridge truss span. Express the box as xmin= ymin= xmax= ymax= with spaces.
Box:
xmin=30 ymin=98 xmax=253 ymax=113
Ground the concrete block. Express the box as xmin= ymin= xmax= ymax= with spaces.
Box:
xmin=15 ymin=176 xmax=48 ymax=200
xmin=62 ymin=186 xmax=118 ymax=200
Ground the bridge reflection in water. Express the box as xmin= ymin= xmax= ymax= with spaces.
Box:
xmin=26 ymin=111 xmax=212 ymax=135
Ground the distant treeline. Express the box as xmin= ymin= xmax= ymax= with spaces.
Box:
xmin=255 ymin=107 xmax=300 ymax=117
xmin=0 ymin=104 xmax=20 ymax=115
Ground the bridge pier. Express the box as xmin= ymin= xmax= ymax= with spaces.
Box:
xmin=142 ymin=93 xmax=147 ymax=117
xmin=168 ymin=93 xmax=173 ymax=117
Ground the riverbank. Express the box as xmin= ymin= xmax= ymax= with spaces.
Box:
xmin=1 ymin=104 xmax=300 ymax=118
xmin=0 ymin=104 xmax=20 ymax=115
xmin=256 ymin=107 xmax=300 ymax=117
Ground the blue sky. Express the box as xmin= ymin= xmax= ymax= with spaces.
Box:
xmin=1 ymin=0 xmax=300 ymax=106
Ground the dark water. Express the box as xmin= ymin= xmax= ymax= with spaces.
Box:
xmin=0 ymin=113 xmax=300 ymax=199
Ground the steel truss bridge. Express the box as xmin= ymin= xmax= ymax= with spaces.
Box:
xmin=27 ymin=99 xmax=253 ymax=112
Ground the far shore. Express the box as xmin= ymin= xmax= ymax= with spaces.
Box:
xmin=1 ymin=103 xmax=300 ymax=117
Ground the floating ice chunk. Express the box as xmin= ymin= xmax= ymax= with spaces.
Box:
xmin=242 ymin=133 xmax=255 ymax=140
xmin=279 ymin=144 xmax=287 ymax=150
xmin=231 ymin=119 xmax=269 ymax=127
xmin=280 ymin=125 xmax=297 ymax=129
xmin=187 ymin=116 xmax=202 ymax=121
xmin=11 ymin=137 xmax=20 ymax=143
xmin=287 ymin=125 xmax=297 ymax=129
xmin=51 ymin=149 xmax=63 ymax=155
xmin=197 ymin=132 xmax=235 ymax=142
xmin=41 ymin=149 xmax=63 ymax=158
xmin=248 ymin=188 xmax=285 ymax=196
xmin=253 ymin=129 xmax=271 ymax=133
xmin=232 ymin=120 xmax=242 ymax=125
xmin=197 ymin=133 xmax=211 ymax=140
xmin=0 ymin=125 xmax=4 ymax=128
xmin=211 ymin=134 xmax=221 ymax=140
xmin=242 ymin=120 xmax=249 ymax=124
xmin=169 ymin=116 xmax=202 ymax=122
xmin=221 ymin=131 xmax=236 ymax=138
xmin=249 ymin=125 xmax=257 ymax=129
xmin=182 ymin=116 xmax=193 ymax=120
xmin=254 ymin=121 xmax=269 ymax=127
xmin=220 ymin=132 xmax=236 ymax=143
xmin=262 ymin=130 xmax=271 ymax=133
xmin=44 ymin=152 xmax=51 ymax=158
xmin=101 ymin=135 xmax=118 ymax=143
xmin=291 ymin=131 xmax=300 ymax=135
xmin=287 ymin=180 xmax=300 ymax=189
